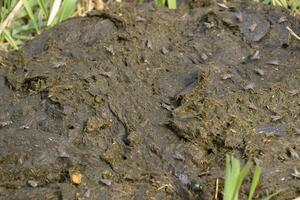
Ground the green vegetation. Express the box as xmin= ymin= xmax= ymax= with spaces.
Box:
xmin=224 ymin=155 xmax=281 ymax=200
xmin=1 ymin=0 xmax=300 ymax=50
xmin=224 ymin=155 xmax=261 ymax=200
xmin=155 ymin=0 xmax=176 ymax=9
xmin=0 ymin=0 xmax=78 ymax=50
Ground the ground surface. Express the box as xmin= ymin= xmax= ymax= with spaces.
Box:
xmin=0 ymin=0 xmax=299 ymax=199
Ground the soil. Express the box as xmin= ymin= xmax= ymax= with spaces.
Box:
xmin=0 ymin=0 xmax=300 ymax=199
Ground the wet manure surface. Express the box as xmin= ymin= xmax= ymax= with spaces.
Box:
xmin=0 ymin=0 xmax=299 ymax=199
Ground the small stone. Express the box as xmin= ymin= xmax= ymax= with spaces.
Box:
xmin=19 ymin=124 xmax=30 ymax=129
xmin=291 ymin=168 xmax=300 ymax=179
xmin=146 ymin=40 xmax=152 ymax=49
xmin=136 ymin=16 xmax=146 ymax=22
xmin=52 ymin=61 xmax=66 ymax=69
xmin=221 ymin=73 xmax=232 ymax=80
xmin=27 ymin=180 xmax=38 ymax=187
xmin=161 ymin=47 xmax=169 ymax=55
xmin=0 ymin=120 xmax=12 ymax=128
xmin=254 ymin=68 xmax=265 ymax=76
xmin=270 ymin=115 xmax=282 ymax=122
xmin=99 ymin=71 xmax=112 ymax=78
xmin=69 ymin=170 xmax=82 ymax=185
xmin=177 ymin=173 xmax=191 ymax=186
xmin=278 ymin=16 xmax=288 ymax=23
xmin=244 ymin=82 xmax=255 ymax=90
xmin=248 ymin=102 xmax=258 ymax=110
xmin=288 ymin=89 xmax=299 ymax=96
xmin=99 ymin=179 xmax=112 ymax=186
xmin=83 ymin=189 xmax=91 ymax=198
xmin=173 ymin=151 xmax=185 ymax=161
xmin=266 ymin=60 xmax=279 ymax=66
xmin=251 ymin=50 xmax=260 ymax=60
xmin=249 ymin=23 xmax=257 ymax=32
xmin=104 ymin=45 xmax=115 ymax=55
xmin=217 ymin=3 xmax=228 ymax=9
xmin=161 ymin=102 xmax=173 ymax=111
xmin=200 ymin=53 xmax=208 ymax=61
xmin=287 ymin=148 xmax=299 ymax=159
xmin=204 ymin=22 xmax=214 ymax=29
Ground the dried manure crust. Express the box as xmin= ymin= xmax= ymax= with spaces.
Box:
xmin=0 ymin=1 xmax=299 ymax=199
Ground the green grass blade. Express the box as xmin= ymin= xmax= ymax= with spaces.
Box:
xmin=37 ymin=0 xmax=49 ymax=18
xmin=22 ymin=0 xmax=40 ymax=34
xmin=3 ymin=29 xmax=18 ymax=50
xmin=224 ymin=155 xmax=241 ymax=200
xmin=232 ymin=160 xmax=253 ymax=200
xmin=58 ymin=0 xmax=77 ymax=22
xmin=279 ymin=0 xmax=288 ymax=8
xmin=231 ymin=156 xmax=241 ymax=200
xmin=167 ymin=0 xmax=176 ymax=9
xmin=12 ymin=22 xmax=39 ymax=36
xmin=155 ymin=0 xmax=166 ymax=7
xmin=13 ymin=34 xmax=33 ymax=40
xmin=248 ymin=165 xmax=261 ymax=200
xmin=262 ymin=0 xmax=271 ymax=3
xmin=224 ymin=155 xmax=233 ymax=200
xmin=261 ymin=190 xmax=282 ymax=200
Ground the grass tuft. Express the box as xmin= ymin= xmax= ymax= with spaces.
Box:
xmin=224 ymin=155 xmax=281 ymax=200
xmin=0 ymin=0 xmax=299 ymax=50
xmin=0 ymin=0 xmax=102 ymax=50
xmin=224 ymin=155 xmax=252 ymax=200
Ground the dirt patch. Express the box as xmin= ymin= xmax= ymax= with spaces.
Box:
xmin=0 ymin=0 xmax=299 ymax=199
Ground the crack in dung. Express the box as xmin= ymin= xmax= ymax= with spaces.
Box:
xmin=99 ymin=154 xmax=116 ymax=173
xmin=106 ymin=98 xmax=131 ymax=146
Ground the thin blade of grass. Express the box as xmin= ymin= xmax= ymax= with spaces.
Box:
xmin=231 ymin=156 xmax=241 ymax=200
xmin=37 ymin=0 xmax=49 ymax=18
xmin=248 ymin=165 xmax=261 ymax=200
xmin=262 ymin=0 xmax=271 ymax=3
xmin=22 ymin=0 xmax=40 ymax=34
xmin=224 ymin=155 xmax=240 ymax=200
xmin=12 ymin=22 xmax=38 ymax=36
xmin=0 ymin=0 xmax=23 ymax=36
xmin=232 ymin=160 xmax=253 ymax=200
xmin=167 ymin=0 xmax=176 ymax=9
xmin=279 ymin=0 xmax=288 ymax=8
xmin=13 ymin=34 xmax=33 ymax=40
xmin=58 ymin=0 xmax=77 ymax=22
xmin=155 ymin=0 xmax=166 ymax=7
xmin=3 ymin=29 xmax=18 ymax=50
xmin=261 ymin=190 xmax=282 ymax=200
xmin=47 ymin=0 xmax=62 ymax=26
xmin=224 ymin=155 xmax=233 ymax=200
